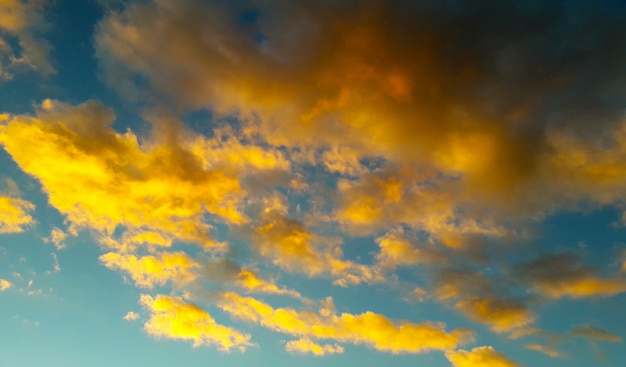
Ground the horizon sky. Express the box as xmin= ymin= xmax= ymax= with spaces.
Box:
xmin=1 ymin=1 xmax=626 ymax=366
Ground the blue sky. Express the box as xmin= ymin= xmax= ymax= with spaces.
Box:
xmin=1 ymin=1 xmax=626 ymax=366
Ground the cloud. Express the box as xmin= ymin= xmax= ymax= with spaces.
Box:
xmin=434 ymin=269 xmax=535 ymax=333
xmin=100 ymin=251 xmax=200 ymax=289
xmin=123 ymin=311 xmax=140 ymax=321
xmin=571 ymin=325 xmax=622 ymax=343
xmin=446 ymin=346 xmax=524 ymax=367
xmin=0 ymin=195 xmax=34 ymax=233
xmin=515 ymin=253 xmax=626 ymax=299
xmin=0 ymin=0 xmax=54 ymax=79
xmin=251 ymin=210 xmax=382 ymax=286
xmin=203 ymin=257 xmax=302 ymax=298
xmin=524 ymin=343 xmax=564 ymax=359
xmin=46 ymin=227 xmax=67 ymax=250
xmin=0 ymin=278 xmax=11 ymax=291
xmin=455 ymin=297 xmax=535 ymax=333
xmin=217 ymin=292 xmax=473 ymax=354
xmin=0 ymin=99 xmax=246 ymax=249
xmin=95 ymin=0 xmax=626 ymax=227
xmin=140 ymin=294 xmax=253 ymax=352
xmin=285 ymin=338 xmax=344 ymax=356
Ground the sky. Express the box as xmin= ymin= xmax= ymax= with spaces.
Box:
xmin=1 ymin=0 xmax=626 ymax=366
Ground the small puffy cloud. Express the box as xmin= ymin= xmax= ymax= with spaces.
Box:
xmin=0 ymin=0 xmax=54 ymax=79
xmin=46 ymin=227 xmax=67 ymax=250
xmin=0 ymin=278 xmax=12 ymax=291
xmin=374 ymin=232 xmax=423 ymax=270
xmin=237 ymin=269 xmax=301 ymax=299
xmin=455 ymin=297 xmax=534 ymax=334
xmin=516 ymin=253 xmax=626 ymax=299
xmin=0 ymin=195 xmax=34 ymax=233
xmin=571 ymin=325 xmax=622 ymax=343
xmin=218 ymin=292 xmax=473 ymax=354
xmin=123 ymin=311 xmax=140 ymax=321
xmin=140 ymin=294 xmax=253 ymax=352
xmin=285 ymin=338 xmax=344 ymax=356
xmin=100 ymin=251 xmax=199 ymax=289
xmin=446 ymin=346 xmax=524 ymax=367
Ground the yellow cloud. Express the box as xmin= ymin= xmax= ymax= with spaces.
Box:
xmin=455 ymin=297 xmax=534 ymax=333
xmin=0 ymin=99 xmax=246 ymax=248
xmin=285 ymin=338 xmax=344 ymax=356
xmin=446 ymin=346 xmax=524 ymax=367
xmin=0 ymin=195 xmax=34 ymax=233
xmin=237 ymin=269 xmax=301 ymax=299
xmin=100 ymin=251 xmax=199 ymax=289
xmin=218 ymin=292 xmax=473 ymax=354
xmin=140 ymin=294 xmax=253 ymax=352
xmin=0 ymin=278 xmax=11 ymax=291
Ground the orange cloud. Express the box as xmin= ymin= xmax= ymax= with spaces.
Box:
xmin=446 ymin=346 xmax=524 ymax=367
xmin=218 ymin=292 xmax=473 ymax=354
xmin=100 ymin=251 xmax=199 ymax=289
xmin=140 ymin=294 xmax=253 ymax=352
xmin=285 ymin=338 xmax=344 ymax=356
xmin=0 ymin=195 xmax=34 ymax=233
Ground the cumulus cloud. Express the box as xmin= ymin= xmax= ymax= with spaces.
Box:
xmin=140 ymin=294 xmax=253 ymax=352
xmin=524 ymin=343 xmax=564 ymax=359
xmin=0 ymin=195 xmax=34 ymax=233
xmin=0 ymin=99 xmax=246 ymax=249
xmin=0 ymin=0 xmax=54 ymax=79
xmin=446 ymin=346 xmax=524 ymax=367
xmin=217 ymin=292 xmax=473 ymax=354
xmin=285 ymin=338 xmax=344 ymax=356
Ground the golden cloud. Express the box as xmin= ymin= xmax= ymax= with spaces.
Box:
xmin=285 ymin=338 xmax=344 ymax=356
xmin=100 ymin=251 xmax=200 ymax=289
xmin=0 ymin=195 xmax=34 ymax=233
xmin=0 ymin=99 xmax=247 ymax=248
xmin=517 ymin=253 xmax=626 ymax=299
xmin=218 ymin=292 xmax=473 ymax=354
xmin=140 ymin=294 xmax=253 ymax=352
xmin=446 ymin=346 xmax=524 ymax=367
xmin=94 ymin=0 xmax=626 ymax=236
xmin=455 ymin=297 xmax=534 ymax=334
